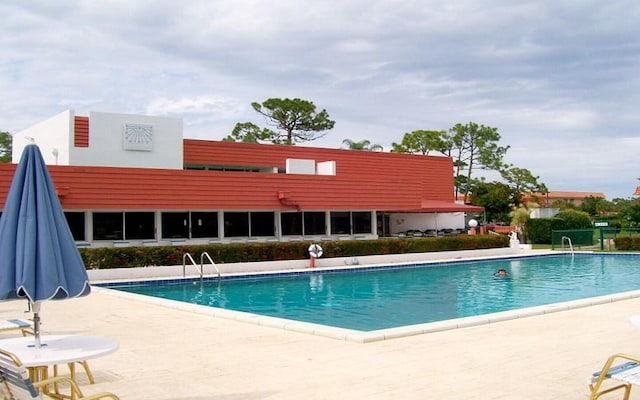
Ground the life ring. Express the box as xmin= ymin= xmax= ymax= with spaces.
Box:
xmin=308 ymin=243 xmax=323 ymax=258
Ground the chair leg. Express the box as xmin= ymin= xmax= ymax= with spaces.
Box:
xmin=53 ymin=360 xmax=95 ymax=385
xmin=75 ymin=361 xmax=95 ymax=384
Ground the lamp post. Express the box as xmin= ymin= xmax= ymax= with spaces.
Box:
xmin=468 ymin=219 xmax=478 ymax=235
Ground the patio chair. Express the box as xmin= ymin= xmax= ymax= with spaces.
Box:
xmin=0 ymin=319 xmax=32 ymax=333
xmin=0 ymin=348 xmax=119 ymax=399
xmin=20 ymin=328 xmax=95 ymax=384
xmin=589 ymin=353 xmax=640 ymax=400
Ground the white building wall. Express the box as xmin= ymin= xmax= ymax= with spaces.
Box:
xmin=13 ymin=110 xmax=183 ymax=170
xmin=12 ymin=110 xmax=73 ymax=165
xmin=70 ymin=111 xmax=183 ymax=169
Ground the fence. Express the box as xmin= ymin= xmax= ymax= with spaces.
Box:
xmin=551 ymin=228 xmax=640 ymax=251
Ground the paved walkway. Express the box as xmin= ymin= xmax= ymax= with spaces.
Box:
xmin=2 ymin=271 xmax=640 ymax=399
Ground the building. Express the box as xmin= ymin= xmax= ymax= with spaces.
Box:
xmin=0 ymin=110 xmax=483 ymax=247
xmin=525 ymin=191 xmax=606 ymax=207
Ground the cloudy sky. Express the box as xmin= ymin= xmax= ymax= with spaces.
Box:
xmin=2 ymin=1 xmax=639 ymax=199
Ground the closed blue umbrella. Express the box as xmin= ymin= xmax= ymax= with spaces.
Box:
xmin=0 ymin=143 xmax=90 ymax=347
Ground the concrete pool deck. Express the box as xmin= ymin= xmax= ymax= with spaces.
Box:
xmin=2 ymin=249 xmax=640 ymax=399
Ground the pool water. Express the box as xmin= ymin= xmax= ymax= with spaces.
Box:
xmin=105 ymin=254 xmax=640 ymax=331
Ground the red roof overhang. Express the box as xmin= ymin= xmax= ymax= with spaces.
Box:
xmin=386 ymin=200 xmax=485 ymax=213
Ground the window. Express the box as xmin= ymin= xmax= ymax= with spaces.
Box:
xmin=303 ymin=212 xmax=326 ymax=235
xmin=224 ymin=212 xmax=249 ymax=237
xmin=191 ymin=212 xmax=219 ymax=238
xmin=250 ymin=212 xmax=275 ymax=237
xmin=64 ymin=212 xmax=86 ymax=241
xmin=352 ymin=212 xmax=372 ymax=234
xmin=330 ymin=211 xmax=350 ymax=235
xmin=93 ymin=212 xmax=123 ymax=240
xmin=161 ymin=212 xmax=189 ymax=239
xmin=124 ymin=212 xmax=155 ymax=240
xmin=281 ymin=212 xmax=302 ymax=236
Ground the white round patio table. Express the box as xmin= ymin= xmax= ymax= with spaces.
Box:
xmin=0 ymin=335 xmax=119 ymax=368
xmin=0 ymin=334 xmax=119 ymax=386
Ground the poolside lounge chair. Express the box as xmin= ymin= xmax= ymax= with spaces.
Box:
xmin=0 ymin=319 xmax=32 ymax=333
xmin=589 ymin=353 xmax=640 ymax=399
xmin=0 ymin=348 xmax=119 ymax=399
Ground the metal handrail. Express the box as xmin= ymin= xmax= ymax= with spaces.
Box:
xmin=200 ymin=252 xmax=221 ymax=278
xmin=561 ymin=236 xmax=575 ymax=256
xmin=182 ymin=253 xmax=202 ymax=280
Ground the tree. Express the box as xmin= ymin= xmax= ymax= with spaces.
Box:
xmin=0 ymin=131 xmax=11 ymax=163
xmin=500 ymin=166 xmax=548 ymax=207
xmin=390 ymin=130 xmax=447 ymax=155
xmin=342 ymin=139 xmax=383 ymax=151
xmin=223 ymin=122 xmax=273 ymax=143
xmin=448 ymin=122 xmax=509 ymax=203
xmin=467 ymin=180 xmax=515 ymax=223
xmin=249 ymin=98 xmax=335 ymax=145
xmin=579 ymin=196 xmax=614 ymax=217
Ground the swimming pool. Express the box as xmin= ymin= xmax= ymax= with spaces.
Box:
xmin=102 ymin=253 xmax=640 ymax=341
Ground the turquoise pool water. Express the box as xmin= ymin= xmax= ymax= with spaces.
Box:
xmin=104 ymin=253 xmax=640 ymax=331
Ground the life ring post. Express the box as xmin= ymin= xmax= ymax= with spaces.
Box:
xmin=308 ymin=243 xmax=323 ymax=268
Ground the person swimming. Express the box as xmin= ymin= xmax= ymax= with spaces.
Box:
xmin=494 ymin=268 xmax=508 ymax=277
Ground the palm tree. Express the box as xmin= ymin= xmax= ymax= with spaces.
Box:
xmin=342 ymin=139 xmax=383 ymax=151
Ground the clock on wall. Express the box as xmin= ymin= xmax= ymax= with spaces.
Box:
xmin=123 ymin=123 xmax=153 ymax=151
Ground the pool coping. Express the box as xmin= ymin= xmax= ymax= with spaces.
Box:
xmin=92 ymin=250 xmax=640 ymax=343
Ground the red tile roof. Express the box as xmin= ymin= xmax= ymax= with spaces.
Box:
xmin=0 ymin=140 xmax=473 ymax=213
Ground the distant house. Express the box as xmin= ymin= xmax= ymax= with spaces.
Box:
xmin=524 ymin=191 xmax=605 ymax=207
xmin=634 ymin=186 xmax=640 ymax=196
xmin=0 ymin=110 xmax=483 ymax=247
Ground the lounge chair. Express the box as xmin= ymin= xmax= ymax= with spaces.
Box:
xmin=0 ymin=319 xmax=32 ymax=333
xmin=589 ymin=353 xmax=640 ymax=399
xmin=0 ymin=348 xmax=119 ymax=399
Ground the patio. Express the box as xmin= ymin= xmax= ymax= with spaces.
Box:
xmin=1 ymin=284 xmax=638 ymax=399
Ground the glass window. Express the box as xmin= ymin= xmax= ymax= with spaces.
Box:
xmin=304 ymin=212 xmax=326 ymax=236
xmin=93 ymin=212 xmax=123 ymax=240
xmin=161 ymin=212 xmax=189 ymax=239
xmin=250 ymin=212 xmax=275 ymax=237
xmin=65 ymin=212 xmax=86 ymax=241
xmin=353 ymin=212 xmax=372 ymax=234
xmin=281 ymin=212 xmax=302 ymax=236
xmin=224 ymin=212 xmax=249 ymax=237
xmin=330 ymin=211 xmax=350 ymax=235
xmin=191 ymin=212 xmax=219 ymax=238
xmin=125 ymin=212 xmax=155 ymax=240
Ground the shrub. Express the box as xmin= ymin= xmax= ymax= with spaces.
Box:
xmin=78 ymin=235 xmax=509 ymax=269
xmin=554 ymin=210 xmax=593 ymax=229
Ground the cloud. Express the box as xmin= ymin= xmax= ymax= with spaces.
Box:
xmin=1 ymin=0 xmax=640 ymax=199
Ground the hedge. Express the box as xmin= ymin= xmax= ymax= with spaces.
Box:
xmin=79 ymin=235 xmax=510 ymax=269
xmin=613 ymin=236 xmax=640 ymax=251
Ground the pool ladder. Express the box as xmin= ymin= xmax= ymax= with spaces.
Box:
xmin=561 ymin=236 xmax=575 ymax=256
xmin=182 ymin=252 xmax=221 ymax=281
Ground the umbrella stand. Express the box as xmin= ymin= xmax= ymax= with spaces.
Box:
xmin=31 ymin=301 xmax=42 ymax=348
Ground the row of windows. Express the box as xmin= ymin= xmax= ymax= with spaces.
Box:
xmin=63 ymin=211 xmax=373 ymax=241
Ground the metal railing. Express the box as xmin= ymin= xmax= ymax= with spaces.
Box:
xmin=561 ymin=236 xmax=574 ymax=255
xmin=200 ymin=252 xmax=220 ymax=278
xmin=182 ymin=253 xmax=202 ymax=280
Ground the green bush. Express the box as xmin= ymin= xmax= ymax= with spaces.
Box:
xmin=555 ymin=210 xmax=593 ymax=229
xmin=78 ymin=235 xmax=509 ymax=270
xmin=614 ymin=236 xmax=640 ymax=250
xmin=527 ymin=218 xmax=564 ymax=244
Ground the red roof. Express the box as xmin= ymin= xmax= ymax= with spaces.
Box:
xmin=0 ymin=140 xmax=479 ymax=213
xmin=635 ymin=186 xmax=640 ymax=196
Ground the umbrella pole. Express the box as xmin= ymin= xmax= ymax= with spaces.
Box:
xmin=31 ymin=302 xmax=41 ymax=348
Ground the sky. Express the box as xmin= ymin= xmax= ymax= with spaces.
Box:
xmin=1 ymin=1 xmax=639 ymax=200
